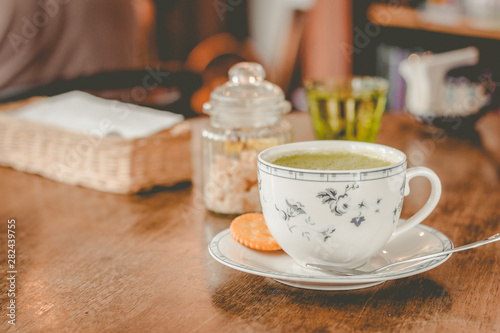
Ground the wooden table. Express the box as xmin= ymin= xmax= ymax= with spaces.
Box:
xmin=1 ymin=112 xmax=499 ymax=332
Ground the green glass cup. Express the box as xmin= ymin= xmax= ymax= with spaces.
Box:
xmin=304 ymin=76 xmax=388 ymax=142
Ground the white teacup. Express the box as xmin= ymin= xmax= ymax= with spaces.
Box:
xmin=257 ymin=141 xmax=441 ymax=268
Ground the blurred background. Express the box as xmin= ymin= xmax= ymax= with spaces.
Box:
xmin=1 ymin=0 xmax=500 ymax=121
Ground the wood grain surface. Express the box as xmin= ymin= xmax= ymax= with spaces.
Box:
xmin=0 ymin=111 xmax=499 ymax=332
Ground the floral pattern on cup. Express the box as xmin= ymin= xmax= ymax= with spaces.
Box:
xmin=274 ymin=200 xmax=337 ymax=243
xmin=392 ymin=181 xmax=406 ymax=223
xmin=317 ymin=184 xmax=359 ymax=216
xmin=273 ymin=181 xmax=401 ymax=243
xmin=316 ymin=182 xmax=387 ymax=228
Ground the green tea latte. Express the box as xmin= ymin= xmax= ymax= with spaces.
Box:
xmin=270 ymin=151 xmax=394 ymax=170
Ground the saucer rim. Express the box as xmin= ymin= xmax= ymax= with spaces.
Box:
xmin=275 ymin=279 xmax=385 ymax=291
xmin=208 ymin=224 xmax=453 ymax=285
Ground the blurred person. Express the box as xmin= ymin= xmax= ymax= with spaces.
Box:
xmin=0 ymin=0 xmax=155 ymax=98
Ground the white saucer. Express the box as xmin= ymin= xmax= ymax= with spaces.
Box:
xmin=208 ymin=224 xmax=453 ymax=291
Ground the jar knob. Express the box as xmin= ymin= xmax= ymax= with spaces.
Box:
xmin=229 ymin=62 xmax=265 ymax=85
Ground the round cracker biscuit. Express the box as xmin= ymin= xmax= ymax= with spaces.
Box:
xmin=230 ymin=213 xmax=281 ymax=251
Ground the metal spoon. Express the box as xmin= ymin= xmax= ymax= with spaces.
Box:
xmin=306 ymin=232 xmax=500 ymax=276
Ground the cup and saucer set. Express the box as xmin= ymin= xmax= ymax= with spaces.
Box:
xmin=209 ymin=141 xmax=452 ymax=291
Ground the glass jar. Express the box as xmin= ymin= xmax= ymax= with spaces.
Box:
xmin=202 ymin=62 xmax=293 ymax=215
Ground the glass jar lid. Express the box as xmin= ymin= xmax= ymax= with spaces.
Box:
xmin=203 ymin=62 xmax=291 ymax=128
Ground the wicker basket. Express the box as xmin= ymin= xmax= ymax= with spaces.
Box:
xmin=0 ymin=98 xmax=192 ymax=194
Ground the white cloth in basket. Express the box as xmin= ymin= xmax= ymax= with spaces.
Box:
xmin=7 ymin=91 xmax=184 ymax=140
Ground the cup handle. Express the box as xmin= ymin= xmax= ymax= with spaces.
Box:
xmin=390 ymin=166 xmax=442 ymax=240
